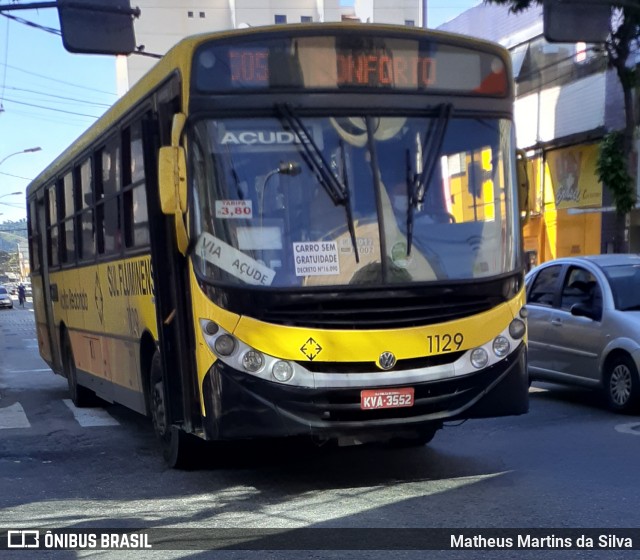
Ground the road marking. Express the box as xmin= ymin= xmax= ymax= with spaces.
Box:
xmin=615 ymin=422 xmax=640 ymax=436
xmin=62 ymin=399 xmax=120 ymax=427
xmin=0 ymin=403 xmax=31 ymax=429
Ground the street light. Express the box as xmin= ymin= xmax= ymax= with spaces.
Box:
xmin=0 ymin=146 xmax=42 ymax=167
xmin=0 ymin=192 xmax=21 ymax=200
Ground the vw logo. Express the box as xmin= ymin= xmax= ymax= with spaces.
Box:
xmin=378 ymin=351 xmax=397 ymax=370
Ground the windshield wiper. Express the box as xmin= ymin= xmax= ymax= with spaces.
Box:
xmin=277 ymin=103 xmax=359 ymax=262
xmin=406 ymin=103 xmax=453 ymax=255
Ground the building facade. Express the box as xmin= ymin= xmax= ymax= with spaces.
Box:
xmin=439 ymin=3 xmax=635 ymax=265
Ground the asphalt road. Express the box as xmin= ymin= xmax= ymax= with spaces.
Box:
xmin=1 ymin=300 xmax=640 ymax=559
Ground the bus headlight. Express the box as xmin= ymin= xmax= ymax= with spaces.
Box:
xmin=509 ymin=318 xmax=526 ymax=339
xmin=272 ymin=361 xmax=294 ymax=383
xmin=204 ymin=321 xmax=219 ymax=335
xmin=242 ymin=350 xmax=264 ymax=373
xmin=493 ymin=336 xmax=510 ymax=357
xmin=470 ymin=348 xmax=489 ymax=369
xmin=214 ymin=334 xmax=236 ymax=356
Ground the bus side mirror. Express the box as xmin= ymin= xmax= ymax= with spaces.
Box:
xmin=159 ymin=146 xmax=187 ymax=214
xmin=516 ymin=149 xmax=530 ymax=225
xmin=158 ymin=113 xmax=189 ymax=255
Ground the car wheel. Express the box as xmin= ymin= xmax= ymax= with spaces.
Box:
xmin=604 ymin=354 xmax=640 ymax=414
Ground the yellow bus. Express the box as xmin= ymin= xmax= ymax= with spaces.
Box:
xmin=27 ymin=23 xmax=529 ymax=468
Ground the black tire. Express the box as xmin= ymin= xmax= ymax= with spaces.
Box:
xmin=63 ymin=331 xmax=96 ymax=407
xmin=388 ymin=425 xmax=439 ymax=448
xmin=149 ymin=351 xmax=201 ymax=469
xmin=604 ymin=354 xmax=640 ymax=414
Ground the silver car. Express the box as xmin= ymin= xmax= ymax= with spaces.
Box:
xmin=0 ymin=285 xmax=13 ymax=309
xmin=525 ymin=254 xmax=640 ymax=413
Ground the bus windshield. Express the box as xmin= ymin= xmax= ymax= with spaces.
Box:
xmin=191 ymin=114 xmax=519 ymax=288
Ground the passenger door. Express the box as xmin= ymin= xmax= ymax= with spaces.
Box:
xmin=526 ymin=264 xmax=563 ymax=376
xmin=547 ymin=265 xmax=604 ymax=385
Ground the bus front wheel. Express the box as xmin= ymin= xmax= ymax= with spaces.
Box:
xmin=62 ymin=331 xmax=96 ymax=408
xmin=388 ymin=425 xmax=439 ymax=448
xmin=149 ymin=351 xmax=200 ymax=469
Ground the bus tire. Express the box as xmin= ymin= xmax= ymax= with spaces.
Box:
xmin=63 ymin=331 xmax=96 ymax=408
xmin=149 ymin=351 xmax=200 ymax=469
xmin=388 ymin=425 xmax=438 ymax=448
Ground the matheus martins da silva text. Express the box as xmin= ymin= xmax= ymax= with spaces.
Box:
xmin=450 ymin=534 xmax=633 ymax=549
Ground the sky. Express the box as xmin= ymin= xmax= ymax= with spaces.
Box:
xmin=0 ymin=1 xmax=482 ymax=224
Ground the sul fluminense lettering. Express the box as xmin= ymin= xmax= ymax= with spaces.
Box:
xmin=107 ymin=259 xmax=154 ymax=298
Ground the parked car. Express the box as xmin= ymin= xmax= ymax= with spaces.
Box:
xmin=0 ymin=285 xmax=14 ymax=309
xmin=525 ymin=254 xmax=640 ymax=413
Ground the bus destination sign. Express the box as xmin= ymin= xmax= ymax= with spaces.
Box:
xmin=194 ymin=34 xmax=507 ymax=96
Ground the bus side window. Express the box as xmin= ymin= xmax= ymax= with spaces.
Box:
xmin=47 ymin=183 xmax=59 ymax=268
xmin=79 ymin=159 xmax=96 ymax=260
xmin=28 ymin=198 xmax=40 ymax=273
xmin=62 ymin=171 xmax=76 ymax=264
xmin=98 ymin=136 xmax=122 ymax=255
xmin=123 ymin=120 xmax=150 ymax=248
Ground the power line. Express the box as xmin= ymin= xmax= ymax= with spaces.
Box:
xmin=0 ymin=63 xmax=118 ymax=97
xmin=0 ymin=15 xmax=9 ymax=111
xmin=6 ymin=107 xmax=97 ymax=127
xmin=5 ymin=85 xmax=113 ymax=108
xmin=0 ymin=12 xmax=61 ymax=36
xmin=0 ymin=171 xmax=33 ymax=181
xmin=2 ymin=96 xmax=103 ymax=118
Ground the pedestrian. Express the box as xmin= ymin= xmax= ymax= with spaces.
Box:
xmin=18 ymin=283 xmax=26 ymax=307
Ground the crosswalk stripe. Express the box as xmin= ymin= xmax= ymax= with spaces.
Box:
xmin=62 ymin=399 xmax=120 ymax=427
xmin=0 ymin=402 xmax=32 ymax=429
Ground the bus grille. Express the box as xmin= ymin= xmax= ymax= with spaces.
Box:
xmin=262 ymin=296 xmax=499 ymax=329
xmin=297 ymin=351 xmax=465 ymax=373
xmin=204 ymin=274 xmax=519 ymax=330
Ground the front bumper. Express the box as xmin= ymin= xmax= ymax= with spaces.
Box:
xmin=202 ymin=342 xmax=528 ymax=441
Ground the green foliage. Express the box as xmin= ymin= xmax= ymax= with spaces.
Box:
xmin=484 ymin=0 xmax=541 ymax=13
xmin=0 ymin=220 xmax=27 ymax=253
xmin=596 ymin=132 xmax=637 ymax=215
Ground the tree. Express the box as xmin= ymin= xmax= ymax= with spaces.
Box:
xmin=486 ymin=0 xmax=640 ymax=215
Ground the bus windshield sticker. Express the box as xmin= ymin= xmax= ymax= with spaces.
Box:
xmin=217 ymin=123 xmax=324 ymax=152
xmin=293 ymin=241 xmax=340 ymax=277
xmin=196 ymin=232 xmax=276 ymax=286
xmin=339 ymin=237 xmax=375 ymax=256
xmin=237 ymin=226 xmax=283 ymax=251
xmin=215 ymin=199 xmax=253 ymax=219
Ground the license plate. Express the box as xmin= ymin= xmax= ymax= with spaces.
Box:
xmin=360 ymin=388 xmax=414 ymax=410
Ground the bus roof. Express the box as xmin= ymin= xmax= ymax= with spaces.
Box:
xmin=26 ymin=22 xmax=510 ymax=198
